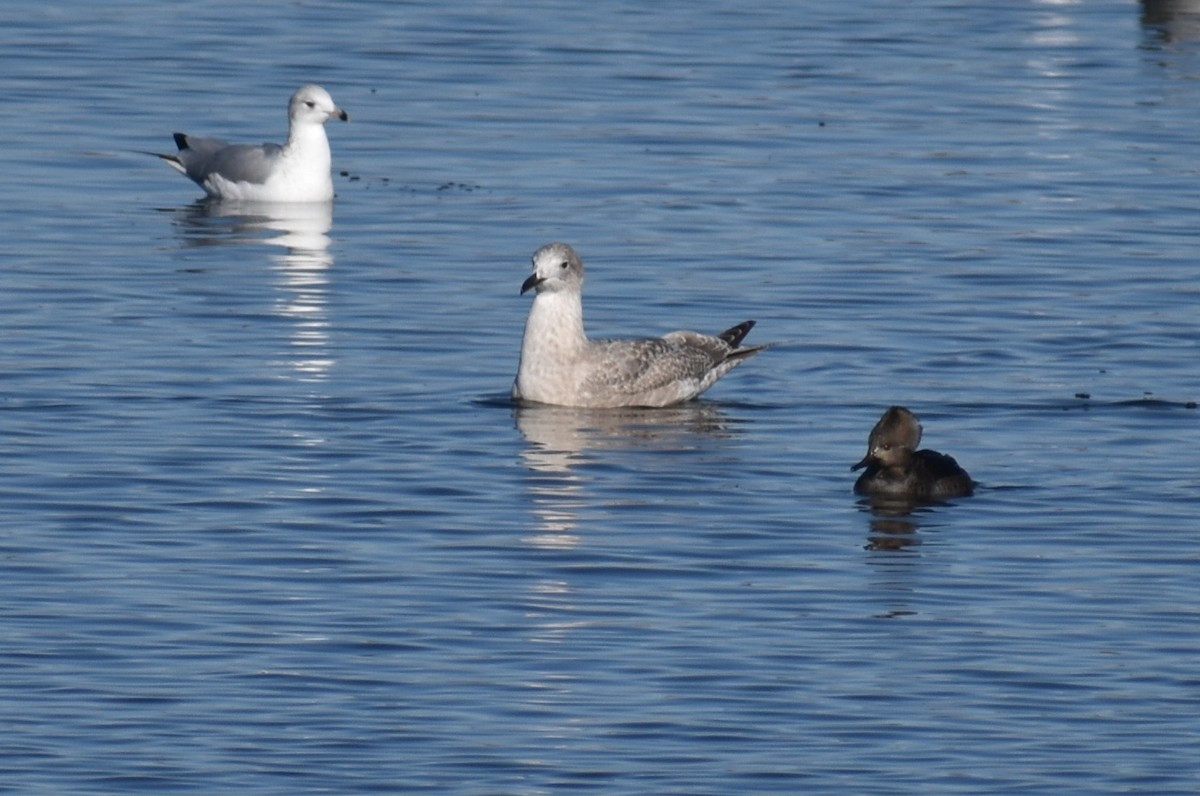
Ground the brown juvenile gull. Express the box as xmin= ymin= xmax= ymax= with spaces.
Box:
xmin=512 ymin=242 xmax=765 ymax=408
xmin=852 ymin=406 xmax=974 ymax=501
xmin=157 ymin=84 xmax=348 ymax=202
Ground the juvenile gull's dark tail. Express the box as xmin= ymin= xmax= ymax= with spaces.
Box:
xmin=718 ymin=320 xmax=756 ymax=348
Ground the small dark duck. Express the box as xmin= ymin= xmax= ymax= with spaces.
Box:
xmin=852 ymin=406 xmax=974 ymax=501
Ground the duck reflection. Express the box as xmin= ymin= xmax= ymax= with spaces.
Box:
xmin=513 ymin=402 xmax=735 ymax=548
xmin=857 ymin=498 xmax=925 ymax=551
xmin=171 ymin=200 xmax=335 ymax=381
xmin=857 ymin=492 xmax=980 ymax=551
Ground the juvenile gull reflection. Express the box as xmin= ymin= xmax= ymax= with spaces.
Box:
xmin=513 ymin=402 xmax=740 ymax=667
xmin=513 ymin=403 xmax=735 ymax=549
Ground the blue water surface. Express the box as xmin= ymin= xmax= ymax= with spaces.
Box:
xmin=1 ymin=0 xmax=1198 ymax=793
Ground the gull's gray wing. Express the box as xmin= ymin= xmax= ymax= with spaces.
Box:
xmin=174 ymin=133 xmax=282 ymax=186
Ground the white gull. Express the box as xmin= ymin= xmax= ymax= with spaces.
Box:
xmin=157 ymin=84 xmax=347 ymax=202
xmin=513 ymin=242 xmax=765 ymax=408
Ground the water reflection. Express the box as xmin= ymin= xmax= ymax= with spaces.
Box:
xmin=859 ymin=500 xmax=935 ymax=619
xmin=863 ymin=527 xmax=922 ymax=619
xmin=856 ymin=495 xmax=965 ymax=552
xmin=1141 ymin=0 xmax=1200 ymax=43
xmin=859 ymin=500 xmax=923 ymax=552
xmin=512 ymin=401 xmax=741 ymax=683
xmin=170 ymin=201 xmax=335 ymax=381
xmin=1022 ymin=2 xmax=1081 ymax=143
xmin=513 ymin=402 xmax=735 ymax=549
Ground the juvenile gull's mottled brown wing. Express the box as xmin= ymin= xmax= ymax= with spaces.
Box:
xmin=576 ymin=325 xmax=762 ymax=406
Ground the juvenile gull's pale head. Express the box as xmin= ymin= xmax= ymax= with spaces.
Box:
xmin=521 ymin=242 xmax=585 ymax=295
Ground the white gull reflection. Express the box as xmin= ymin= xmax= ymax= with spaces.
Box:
xmin=258 ymin=203 xmax=335 ymax=381
xmin=173 ymin=201 xmax=335 ymax=381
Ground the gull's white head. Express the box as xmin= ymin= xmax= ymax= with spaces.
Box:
xmin=522 ymin=242 xmax=585 ymax=296
xmin=289 ymin=84 xmax=349 ymax=127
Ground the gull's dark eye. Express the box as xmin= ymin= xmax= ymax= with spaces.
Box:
xmin=560 ymin=261 xmax=570 ymax=270
xmin=305 ymin=101 xmax=316 ymax=108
